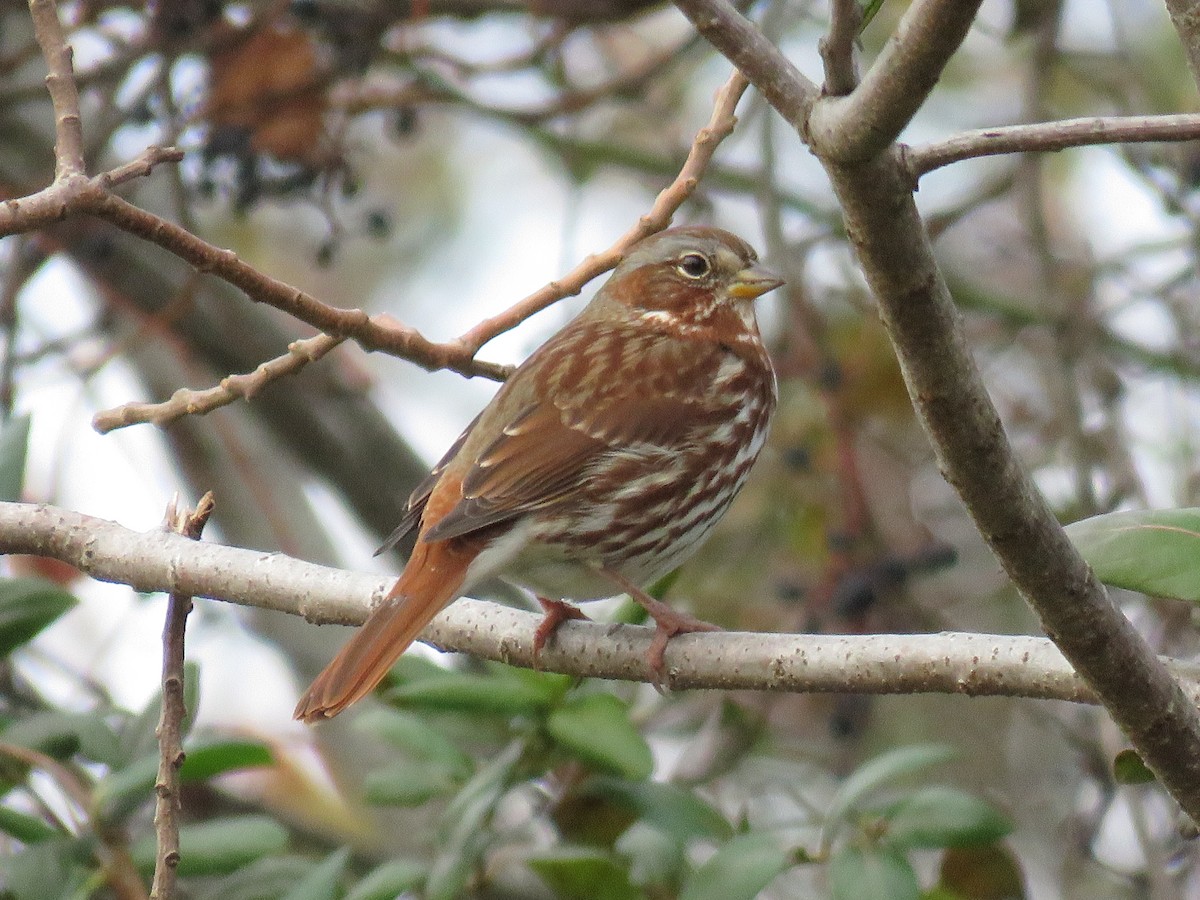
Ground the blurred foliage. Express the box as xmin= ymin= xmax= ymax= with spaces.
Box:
xmin=0 ymin=594 xmax=1019 ymax=897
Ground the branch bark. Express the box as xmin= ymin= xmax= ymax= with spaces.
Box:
xmin=673 ymin=0 xmax=1200 ymax=824
xmin=7 ymin=500 xmax=1200 ymax=705
xmin=806 ymin=0 xmax=985 ymax=160
xmin=1164 ymin=0 xmax=1200 ymax=92
xmin=151 ymin=493 xmax=214 ymax=900
xmin=907 ymin=113 xmax=1200 ymax=180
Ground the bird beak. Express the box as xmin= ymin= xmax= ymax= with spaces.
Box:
xmin=728 ymin=262 xmax=785 ymax=299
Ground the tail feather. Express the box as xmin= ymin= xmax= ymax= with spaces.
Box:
xmin=294 ymin=542 xmax=471 ymax=722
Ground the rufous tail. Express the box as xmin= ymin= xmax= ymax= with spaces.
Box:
xmin=294 ymin=540 xmax=473 ymax=722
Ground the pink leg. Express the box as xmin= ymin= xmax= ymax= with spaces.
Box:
xmin=600 ymin=567 xmax=720 ymax=687
xmin=532 ymin=597 xmax=590 ymax=667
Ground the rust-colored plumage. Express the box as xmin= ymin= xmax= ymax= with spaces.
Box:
xmin=295 ymin=226 xmax=782 ymax=722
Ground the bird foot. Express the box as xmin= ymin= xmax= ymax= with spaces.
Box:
xmin=642 ymin=604 xmax=721 ymax=691
xmin=532 ymin=596 xmax=590 ymax=667
xmin=599 ymin=567 xmax=721 ymax=690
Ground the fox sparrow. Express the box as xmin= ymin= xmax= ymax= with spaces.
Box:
xmin=295 ymin=225 xmax=782 ymax=722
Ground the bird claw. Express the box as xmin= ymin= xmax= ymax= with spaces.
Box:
xmin=595 ymin=565 xmax=722 ymax=691
xmin=532 ymin=597 xmax=590 ymax=669
xmin=644 ymin=609 xmax=721 ymax=692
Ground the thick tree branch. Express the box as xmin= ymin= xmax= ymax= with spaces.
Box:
xmin=806 ymin=0 xmax=984 ymax=161
xmin=6 ymin=500 xmax=1200 ymax=706
xmin=819 ymin=0 xmax=860 ymax=97
xmin=671 ymin=0 xmax=817 ymax=128
xmin=1164 ymin=0 xmax=1200 ymax=93
xmin=676 ymin=0 xmax=1200 ymax=825
xmin=907 ymin=113 xmax=1200 ymax=180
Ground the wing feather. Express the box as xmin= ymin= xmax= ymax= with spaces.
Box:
xmin=422 ymin=324 xmax=735 ymax=544
xmin=374 ymin=412 xmax=482 ymax=555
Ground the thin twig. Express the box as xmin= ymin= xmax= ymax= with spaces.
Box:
xmin=94 ymin=334 xmax=346 ymax=432
xmin=27 ymin=0 xmax=85 ymax=178
xmin=454 ymin=69 xmax=752 ymax=356
xmin=85 ymin=70 xmax=751 ymax=432
xmin=819 ymin=0 xmax=860 ymax=96
xmin=0 ymin=741 xmax=147 ymax=899
xmin=0 ymin=145 xmax=184 ymax=237
xmin=5 ymin=58 xmax=755 ymax=409
xmin=906 ymin=113 xmax=1200 ymax=180
xmin=151 ymin=492 xmax=214 ymax=900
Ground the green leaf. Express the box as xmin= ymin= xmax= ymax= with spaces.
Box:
xmin=363 ymin=760 xmax=461 ymax=806
xmin=829 ymin=846 xmax=920 ymax=900
xmin=0 ymin=577 xmax=77 ymax=656
xmin=547 ymin=693 xmax=653 ymax=780
xmin=386 ymin=671 xmax=559 ymax=715
xmin=575 ymin=777 xmax=732 ymax=844
xmin=615 ymin=822 xmax=686 ymax=886
xmin=95 ymin=761 xmax=159 ymax=823
xmin=0 ymin=836 xmax=92 ymax=900
xmin=937 ymin=843 xmax=1027 ymax=899
xmin=426 ymin=741 xmax=523 ymax=900
xmin=2 ymin=710 xmax=120 ymax=765
xmin=344 ymin=859 xmax=428 ymax=900
xmin=884 ymin=787 xmax=1012 ymax=849
xmin=130 ymin=815 xmax=289 ymax=876
xmin=827 ymin=744 xmax=958 ymax=824
xmin=497 ymin=661 xmax=573 ymax=697
xmin=94 ymin=738 xmax=274 ymax=823
xmin=1066 ymin=508 xmax=1200 ymax=601
xmin=528 ymin=848 xmax=640 ymax=900
xmin=194 ymin=856 xmax=317 ymax=900
xmin=1113 ymin=749 xmax=1157 ymax=785
xmin=353 ymin=708 xmax=473 ymax=777
xmin=0 ymin=414 xmax=31 ymax=503
xmin=680 ymin=832 xmax=793 ymax=900
xmin=858 ymin=0 xmax=887 ymax=35
xmin=281 ymin=847 xmax=349 ymax=900
xmin=180 ymin=738 xmax=274 ymax=780
xmin=0 ymin=804 xmax=60 ymax=843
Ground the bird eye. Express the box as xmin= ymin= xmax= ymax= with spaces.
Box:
xmin=677 ymin=253 xmax=711 ymax=279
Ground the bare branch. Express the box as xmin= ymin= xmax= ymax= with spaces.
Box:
xmin=1164 ymin=0 xmax=1200 ymax=94
xmin=5 ymin=499 xmax=1200 ymax=706
xmin=670 ymin=0 xmax=818 ymax=130
xmin=0 ymin=145 xmax=184 ymax=237
xmin=454 ymin=69 xmax=752 ymax=356
xmin=819 ymin=0 xmax=860 ymax=97
xmin=807 ymin=0 xmax=985 ymax=161
xmin=908 ymin=113 xmax=1200 ymax=180
xmin=73 ymin=191 xmax=511 ymax=381
xmin=9 ymin=65 xmax=758 ymax=429
xmin=151 ymin=493 xmax=214 ymax=900
xmin=27 ymin=0 xmax=84 ymax=179
xmin=94 ymin=334 xmax=346 ymax=432
xmin=682 ymin=0 xmax=1200 ymax=826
